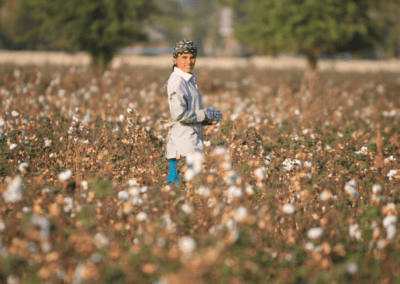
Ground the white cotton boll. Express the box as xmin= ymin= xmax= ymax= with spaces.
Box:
xmin=265 ymin=155 xmax=272 ymax=164
xmin=181 ymin=203 xmax=194 ymax=214
xmin=386 ymin=224 xmax=396 ymax=240
xmin=140 ymin=186 xmax=148 ymax=193
xmin=387 ymin=169 xmax=398 ymax=181
xmin=349 ymin=224 xmax=362 ymax=240
xmin=3 ymin=175 xmax=23 ymax=203
xmin=0 ymin=219 xmax=5 ymax=231
xmin=44 ymin=139 xmax=51 ymax=147
xmin=0 ymin=118 xmax=5 ymax=127
xmin=293 ymin=160 xmax=302 ymax=167
xmin=58 ymin=169 xmax=72 ymax=181
xmin=254 ymin=167 xmax=266 ymax=179
xmin=349 ymin=179 xmax=357 ymax=188
xmin=282 ymin=203 xmax=295 ymax=214
xmin=127 ymin=108 xmax=133 ymax=114
xmin=304 ymin=161 xmax=312 ymax=168
xmin=282 ymin=158 xmax=295 ymax=171
xmin=234 ymin=207 xmax=248 ymax=222
xmin=128 ymin=179 xmax=138 ymax=187
xmin=224 ymin=170 xmax=238 ymax=185
xmin=184 ymin=168 xmax=197 ymax=181
xmin=118 ymin=190 xmax=129 ymax=201
xmin=63 ymin=197 xmax=73 ymax=213
xmin=383 ymin=215 xmax=397 ymax=228
xmin=347 ymin=262 xmax=358 ymax=274
xmin=49 ymin=153 xmax=54 ymax=158
xmin=198 ymin=186 xmax=210 ymax=198
xmin=22 ymin=207 xmax=31 ymax=213
xmin=226 ymin=186 xmax=243 ymax=203
xmin=136 ymin=212 xmax=148 ymax=221
xmin=292 ymin=133 xmax=299 ymax=141
xmin=211 ymin=147 xmax=228 ymax=155
xmin=387 ymin=203 xmax=395 ymax=210
xmin=81 ymin=180 xmax=88 ymax=190
xmin=372 ymin=184 xmax=381 ymax=194
xmin=245 ymin=185 xmax=254 ymax=195
xmin=129 ymin=187 xmax=141 ymax=197
xmin=178 ymin=236 xmax=196 ymax=255
xmin=307 ymin=227 xmax=323 ymax=239
xmin=119 ymin=114 xmax=125 ymax=122
xmin=186 ymin=152 xmax=204 ymax=173
xmin=9 ymin=143 xmax=17 ymax=150
xmin=132 ymin=197 xmax=144 ymax=206
xmin=11 ymin=111 xmax=19 ymax=117
xmin=304 ymin=242 xmax=314 ymax=251
xmin=203 ymin=141 xmax=211 ymax=147
xmin=93 ymin=232 xmax=109 ymax=248
xmin=18 ymin=162 xmax=29 ymax=174
xmin=344 ymin=183 xmax=358 ymax=197
xmin=320 ymin=191 xmax=331 ymax=201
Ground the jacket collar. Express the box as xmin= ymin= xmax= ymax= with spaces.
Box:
xmin=174 ymin=66 xmax=195 ymax=82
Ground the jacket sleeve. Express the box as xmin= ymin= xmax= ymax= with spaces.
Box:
xmin=168 ymin=76 xmax=206 ymax=123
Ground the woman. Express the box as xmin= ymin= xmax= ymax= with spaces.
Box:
xmin=165 ymin=39 xmax=223 ymax=184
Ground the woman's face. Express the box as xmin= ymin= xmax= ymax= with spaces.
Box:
xmin=174 ymin=53 xmax=196 ymax=73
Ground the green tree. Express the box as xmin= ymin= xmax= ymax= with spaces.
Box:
xmin=223 ymin=0 xmax=388 ymax=68
xmin=17 ymin=0 xmax=157 ymax=70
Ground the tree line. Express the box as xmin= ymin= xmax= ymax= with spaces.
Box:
xmin=0 ymin=0 xmax=399 ymax=70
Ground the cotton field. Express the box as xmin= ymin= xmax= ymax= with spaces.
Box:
xmin=0 ymin=64 xmax=400 ymax=283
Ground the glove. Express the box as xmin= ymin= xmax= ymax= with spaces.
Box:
xmin=204 ymin=107 xmax=223 ymax=121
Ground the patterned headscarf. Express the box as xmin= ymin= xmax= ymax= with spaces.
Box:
xmin=173 ymin=39 xmax=197 ymax=58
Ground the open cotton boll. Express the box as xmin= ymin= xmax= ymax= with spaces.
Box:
xmin=18 ymin=162 xmax=29 ymax=174
xmin=226 ymin=185 xmax=243 ymax=204
xmin=245 ymin=185 xmax=254 ymax=195
xmin=11 ymin=110 xmax=19 ymax=117
xmin=234 ymin=207 xmax=248 ymax=222
xmin=92 ymin=232 xmax=109 ymax=249
xmin=81 ymin=180 xmax=89 ymax=190
xmin=184 ymin=168 xmax=197 ymax=181
xmin=9 ymin=143 xmax=17 ymax=150
xmin=320 ymin=191 xmax=331 ymax=201
xmin=254 ymin=167 xmax=266 ymax=180
xmin=178 ymin=236 xmax=196 ymax=255
xmin=203 ymin=141 xmax=211 ymax=147
xmin=372 ymin=184 xmax=381 ymax=194
xmin=198 ymin=186 xmax=210 ymax=198
xmin=387 ymin=169 xmax=398 ymax=181
xmin=349 ymin=224 xmax=362 ymax=240
xmin=3 ymin=175 xmax=23 ymax=203
xmin=136 ymin=212 xmax=148 ymax=221
xmin=224 ymin=170 xmax=238 ymax=185
xmin=129 ymin=187 xmax=141 ymax=197
xmin=58 ymin=169 xmax=72 ymax=181
xmin=307 ymin=227 xmax=323 ymax=239
xmin=386 ymin=224 xmax=396 ymax=240
xmin=128 ymin=179 xmax=138 ymax=187
xmin=118 ymin=190 xmax=129 ymax=201
xmin=211 ymin=147 xmax=228 ymax=156
xmin=282 ymin=203 xmax=295 ymax=214
xmin=383 ymin=215 xmax=397 ymax=228
xmin=186 ymin=152 xmax=204 ymax=173
xmin=347 ymin=262 xmax=358 ymax=274
xmin=63 ymin=197 xmax=74 ymax=213
xmin=181 ymin=203 xmax=194 ymax=214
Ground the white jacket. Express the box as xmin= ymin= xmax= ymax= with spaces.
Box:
xmin=166 ymin=67 xmax=206 ymax=159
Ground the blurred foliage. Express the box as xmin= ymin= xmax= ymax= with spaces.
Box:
xmin=0 ymin=0 xmax=158 ymax=69
xmin=151 ymin=0 xmax=219 ymax=56
xmin=220 ymin=0 xmax=400 ymax=67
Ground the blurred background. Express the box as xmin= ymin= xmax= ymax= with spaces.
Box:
xmin=0 ymin=0 xmax=399 ymax=69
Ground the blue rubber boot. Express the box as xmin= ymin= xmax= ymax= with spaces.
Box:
xmin=167 ymin=159 xmax=180 ymax=184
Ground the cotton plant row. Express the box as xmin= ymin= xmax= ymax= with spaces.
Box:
xmin=0 ymin=66 xmax=400 ymax=283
